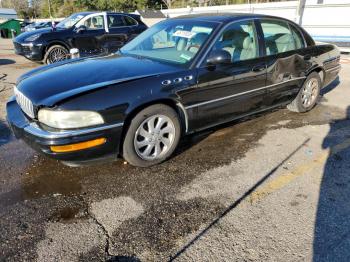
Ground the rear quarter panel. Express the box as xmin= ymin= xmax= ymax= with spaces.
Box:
xmin=316 ymin=43 xmax=341 ymax=86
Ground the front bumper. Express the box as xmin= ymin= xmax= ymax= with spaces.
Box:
xmin=13 ymin=41 xmax=45 ymax=61
xmin=6 ymin=98 xmax=123 ymax=164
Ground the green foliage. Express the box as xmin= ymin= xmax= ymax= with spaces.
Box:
xmin=1 ymin=0 xmax=291 ymax=18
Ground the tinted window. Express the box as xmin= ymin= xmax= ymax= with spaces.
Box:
xmin=290 ymin=24 xmax=305 ymax=49
xmin=261 ymin=19 xmax=296 ymax=55
xmin=212 ymin=20 xmax=258 ymax=62
xmin=84 ymin=15 xmax=104 ymax=30
xmin=124 ymin=16 xmax=138 ymax=26
xmin=108 ymin=15 xmax=125 ymax=28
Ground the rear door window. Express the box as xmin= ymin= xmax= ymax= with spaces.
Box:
xmin=123 ymin=16 xmax=138 ymax=26
xmin=289 ymin=24 xmax=305 ymax=49
xmin=108 ymin=15 xmax=125 ymax=28
xmin=260 ymin=19 xmax=296 ymax=55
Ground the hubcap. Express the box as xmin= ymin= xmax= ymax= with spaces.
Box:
xmin=48 ymin=47 xmax=68 ymax=63
xmin=134 ymin=115 xmax=175 ymax=161
xmin=301 ymin=78 xmax=318 ymax=107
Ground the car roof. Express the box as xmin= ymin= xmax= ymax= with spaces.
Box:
xmin=174 ymin=13 xmax=289 ymax=23
xmin=74 ymin=11 xmax=137 ymax=16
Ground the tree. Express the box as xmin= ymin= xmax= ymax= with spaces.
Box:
xmin=30 ymin=0 xmax=43 ymax=18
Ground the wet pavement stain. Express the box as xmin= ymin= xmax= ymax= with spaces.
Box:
xmin=0 ymin=195 xmax=87 ymax=261
xmin=109 ymin=198 xmax=223 ymax=259
xmin=0 ymin=102 xmax=348 ymax=260
xmin=49 ymin=203 xmax=89 ymax=223
xmin=2 ymin=103 xmax=347 ymax=199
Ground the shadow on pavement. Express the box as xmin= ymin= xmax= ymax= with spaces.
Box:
xmin=321 ymin=76 xmax=340 ymax=96
xmin=0 ymin=59 xmax=15 ymax=66
xmin=0 ymin=120 xmax=11 ymax=147
xmin=107 ymin=256 xmax=141 ymax=262
xmin=313 ymin=106 xmax=350 ymax=261
xmin=170 ymin=138 xmax=310 ymax=261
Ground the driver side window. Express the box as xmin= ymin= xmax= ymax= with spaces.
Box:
xmin=84 ymin=15 xmax=104 ymax=30
xmin=213 ymin=20 xmax=258 ymax=63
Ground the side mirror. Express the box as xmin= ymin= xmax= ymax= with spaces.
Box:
xmin=206 ymin=50 xmax=231 ymax=65
xmin=75 ymin=25 xmax=87 ymax=33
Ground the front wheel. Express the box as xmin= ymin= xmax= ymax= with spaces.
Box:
xmin=287 ymin=72 xmax=321 ymax=113
xmin=44 ymin=45 xmax=69 ymax=64
xmin=122 ymin=104 xmax=181 ymax=167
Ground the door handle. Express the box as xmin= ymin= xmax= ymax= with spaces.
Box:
xmin=252 ymin=65 xmax=266 ymax=72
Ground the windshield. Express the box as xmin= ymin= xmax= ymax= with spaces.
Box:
xmin=120 ymin=19 xmax=218 ymax=65
xmin=56 ymin=13 xmax=85 ymax=29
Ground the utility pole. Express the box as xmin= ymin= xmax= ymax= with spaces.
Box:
xmin=48 ymin=0 xmax=52 ymax=18
xmin=296 ymin=0 xmax=306 ymax=25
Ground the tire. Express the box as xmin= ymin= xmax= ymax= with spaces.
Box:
xmin=122 ymin=104 xmax=181 ymax=167
xmin=44 ymin=45 xmax=69 ymax=64
xmin=287 ymin=72 xmax=321 ymax=113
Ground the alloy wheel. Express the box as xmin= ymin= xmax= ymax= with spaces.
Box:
xmin=301 ymin=78 xmax=319 ymax=107
xmin=48 ymin=47 xmax=68 ymax=64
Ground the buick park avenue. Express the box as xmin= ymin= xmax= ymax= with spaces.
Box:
xmin=7 ymin=13 xmax=341 ymax=167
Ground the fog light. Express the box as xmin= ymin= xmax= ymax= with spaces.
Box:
xmin=50 ymin=138 xmax=106 ymax=153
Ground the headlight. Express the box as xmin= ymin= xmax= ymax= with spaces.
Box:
xmin=25 ymin=33 xmax=41 ymax=42
xmin=38 ymin=109 xmax=104 ymax=129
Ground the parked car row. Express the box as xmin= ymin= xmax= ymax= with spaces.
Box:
xmin=8 ymin=13 xmax=341 ymax=167
xmin=13 ymin=12 xmax=147 ymax=64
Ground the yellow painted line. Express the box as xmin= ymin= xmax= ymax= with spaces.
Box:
xmin=249 ymin=137 xmax=350 ymax=204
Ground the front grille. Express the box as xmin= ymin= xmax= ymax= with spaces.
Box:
xmin=13 ymin=42 xmax=31 ymax=54
xmin=14 ymin=86 xmax=35 ymax=118
xmin=22 ymin=46 xmax=30 ymax=52
xmin=13 ymin=42 xmax=23 ymax=52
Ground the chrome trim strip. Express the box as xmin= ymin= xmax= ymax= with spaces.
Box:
xmin=19 ymin=43 xmax=34 ymax=47
xmin=185 ymin=77 xmax=306 ymax=110
xmin=176 ymin=102 xmax=189 ymax=133
xmin=24 ymin=122 xmax=124 ymax=139
xmin=325 ymin=65 xmax=341 ymax=72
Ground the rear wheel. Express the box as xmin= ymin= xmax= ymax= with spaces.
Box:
xmin=122 ymin=104 xmax=181 ymax=167
xmin=287 ymin=72 xmax=321 ymax=113
xmin=44 ymin=45 xmax=69 ymax=64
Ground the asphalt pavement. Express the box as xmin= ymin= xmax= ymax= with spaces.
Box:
xmin=1 ymin=39 xmax=350 ymax=262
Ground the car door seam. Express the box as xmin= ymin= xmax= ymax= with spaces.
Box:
xmin=184 ymin=76 xmax=306 ymax=109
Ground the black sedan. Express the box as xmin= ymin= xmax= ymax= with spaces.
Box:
xmin=13 ymin=12 xmax=147 ymax=64
xmin=7 ymin=13 xmax=341 ymax=167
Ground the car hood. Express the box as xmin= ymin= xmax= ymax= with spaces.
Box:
xmin=14 ymin=27 xmax=64 ymax=42
xmin=16 ymin=54 xmax=180 ymax=106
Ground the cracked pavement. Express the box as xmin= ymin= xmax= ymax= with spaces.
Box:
xmin=1 ymin=39 xmax=350 ymax=261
